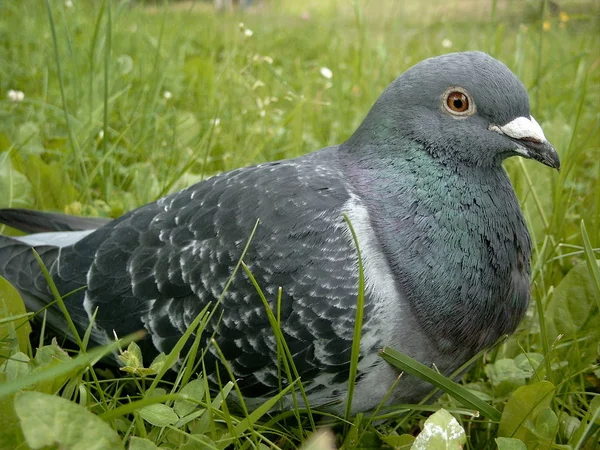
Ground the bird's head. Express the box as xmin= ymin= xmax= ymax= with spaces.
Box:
xmin=346 ymin=51 xmax=560 ymax=170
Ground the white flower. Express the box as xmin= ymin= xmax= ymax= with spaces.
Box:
xmin=65 ymin=0 xmax=73 ymax=8
xmin=252 ymin=80 xmax=265 ymax=90
xmin=262 ymin=56 xmax=273 ymax=64
xmin=98 ymin=130 xmax=104 ymax=140
xmin=209 ymin=118 xmax=221 ymax=127
xmin=320 ymin=67 xmax=333 ymax=79
xmin=163 ymin=90 xmax=173 ymax=100
xmin=244 ymin=28 xmax=253 ymax=37
xmin=441 ymin=38 xmax=453 ymax=48
xmin=7 ymin=90 xmax=24 ymax=102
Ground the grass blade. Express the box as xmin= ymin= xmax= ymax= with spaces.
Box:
xmin=342 ymin=213 xmax=366 ymax=425
xmin=379 ymin=346 xmax=501 ymax=422
xmin=580 ymin=220 xmax=600 ymax=308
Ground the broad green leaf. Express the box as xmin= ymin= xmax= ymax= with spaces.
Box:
xmin=485 ymin=353 xmax=544 ymax=397
xmin=1 ymin=340 xmax=74 ymax=397
xmin=0 ymin=392 xmax=25 ymax=450
xmin=0 ymin=153 xmax=34 ymax=209
xmin=0 ymin=352 xmax=28 ymax=450
xmin=139 ymin=403 xmax=179 ymax=427
xmin=174 ymin=378 xmax=205 ymax=417
xmin=1 ymin=352 xmax=31 ymax=382
xmin=12 ymin=153 xmax=78 ymax=210
xmin=545 ymin=261 xmax=600 ymax=367
xmin=0 ymin=275 xmax=32 ymax=358
xmin=119 ymin=341 xmax=145 ymax=371
xmin=30 ymin=339 xmax=75 ymax=394
xmin=149 ymin=352 xmax=172 ymax=374
xmin=129 ymin=436 xmax=160 ymax=450
xmin=495 ymin=437 xmax=527 ymax=450
xmin=514 ymin=353 xmax=544 ymax=373
xmin=410 ymin=408 xmax=466 ymax=450
xmin=14 ymin=391 xmax=124 ymax=449
xmin=176 ymin=111 xmax=201 ymax=146
xmin=485 ymin=358 xmax=530 ymax=395
xmin=16 ymin=122 xmax=44 ymax=155
xmin=0 ymin=332 xmax=143 ymax=398
xmin=498 ymin=380 xmax=554 ymax=446
xmin=558 ymin=411 xmax=580 ymax=441
xmin=380 ymin=433 xmax=415 ymax=449
xmin=535 ymin=408 xmax=559 ymax=441
xmin=116 ymin=54 xmax=134 ymax=76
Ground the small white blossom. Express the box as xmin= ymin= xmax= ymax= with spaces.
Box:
xmin=209 ymin=118 xmax=221 ymax=127
xmin=163 ymin=90 xmax=173 ymax=100
xmin=7 ymin=89 xmax=24 ymax=102
xmin=320 ymin=67 xmax=333 ymax=79
xmin=244 ymin=28 xmax=253 ymax=37
xmin=98 ymin=130 xmax=104 ymax=140
xmin=252 ymin=80 xmax=265 ymax=90
xmin=262 ymin=56 xmax=273 ymax=64
xmin=65 ymin=0 xmax=74 ymax=8
xmin=441 ymin=38 xmax=453 ymax=48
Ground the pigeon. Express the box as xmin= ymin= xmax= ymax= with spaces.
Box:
xmin=0 ymin=51 xmax=560 ymax=414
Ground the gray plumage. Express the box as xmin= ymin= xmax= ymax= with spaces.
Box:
xmin=0 ymin=51 xmax=559 ymax=414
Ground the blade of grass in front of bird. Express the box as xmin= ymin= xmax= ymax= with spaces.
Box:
xmin=32 ymin=249 xmax=84 ymax=350
xmin=232 ymin=380 xmax=299 ymax=437
xmin=209 ymin=338 xmax=257 ymax=446
xmin=379 ymin=346 xmax=501 ymax=422
xmin=211 ymin=363 xmax=244 ymax=449
xmin=146 ymin=303 xmax=211 ymax=394
xmin=241 ymin=262 xmax=315 ymax=433
xmin=533 ymin=278 xmax=554 ymax=383
xmin=581 ymin=220 xmax=600 ymax=308
xmin=342 ymin=213 xmax=366 ymax=428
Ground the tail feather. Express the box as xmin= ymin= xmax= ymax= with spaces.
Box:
xmin=0 ymin=208 xmax=111 ymax=233
xmin=0 ymin=235 xmax=62 ymax=327
xmin=0 ymin=235 xmax=106 ymax=349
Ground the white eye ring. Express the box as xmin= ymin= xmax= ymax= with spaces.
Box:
xmin=442 ymin=87 xmax=476 ymax=117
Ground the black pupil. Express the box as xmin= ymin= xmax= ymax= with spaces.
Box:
xmin=453 ymin=97 xmax=464 ymax=109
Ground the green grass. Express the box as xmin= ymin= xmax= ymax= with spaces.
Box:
xmin=0 ymin=0 xmax=599 ymax=448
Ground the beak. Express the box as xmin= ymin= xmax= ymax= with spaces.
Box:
xmin=489 ymin=116 xmax=561 ymax=171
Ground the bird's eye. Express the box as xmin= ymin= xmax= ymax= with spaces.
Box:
xmin=443 ymin=88 xmax=475 ymax=117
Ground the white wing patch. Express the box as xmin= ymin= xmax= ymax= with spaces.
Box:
xmin=15 ymin=230 xmax=95 ymax=248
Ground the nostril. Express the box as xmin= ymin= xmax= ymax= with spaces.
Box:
xmin=519 ymin=136 xmax=542 ymax=144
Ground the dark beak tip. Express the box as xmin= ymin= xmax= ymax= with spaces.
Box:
xmin=522 ymin=139 xmax=561 ymax=172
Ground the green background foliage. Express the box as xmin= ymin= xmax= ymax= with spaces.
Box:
xmin=0 ymin=0 xmax=598 ymax=448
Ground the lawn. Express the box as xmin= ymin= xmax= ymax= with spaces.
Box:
xmin=0 ymin=0 xmax=598 ymax=448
